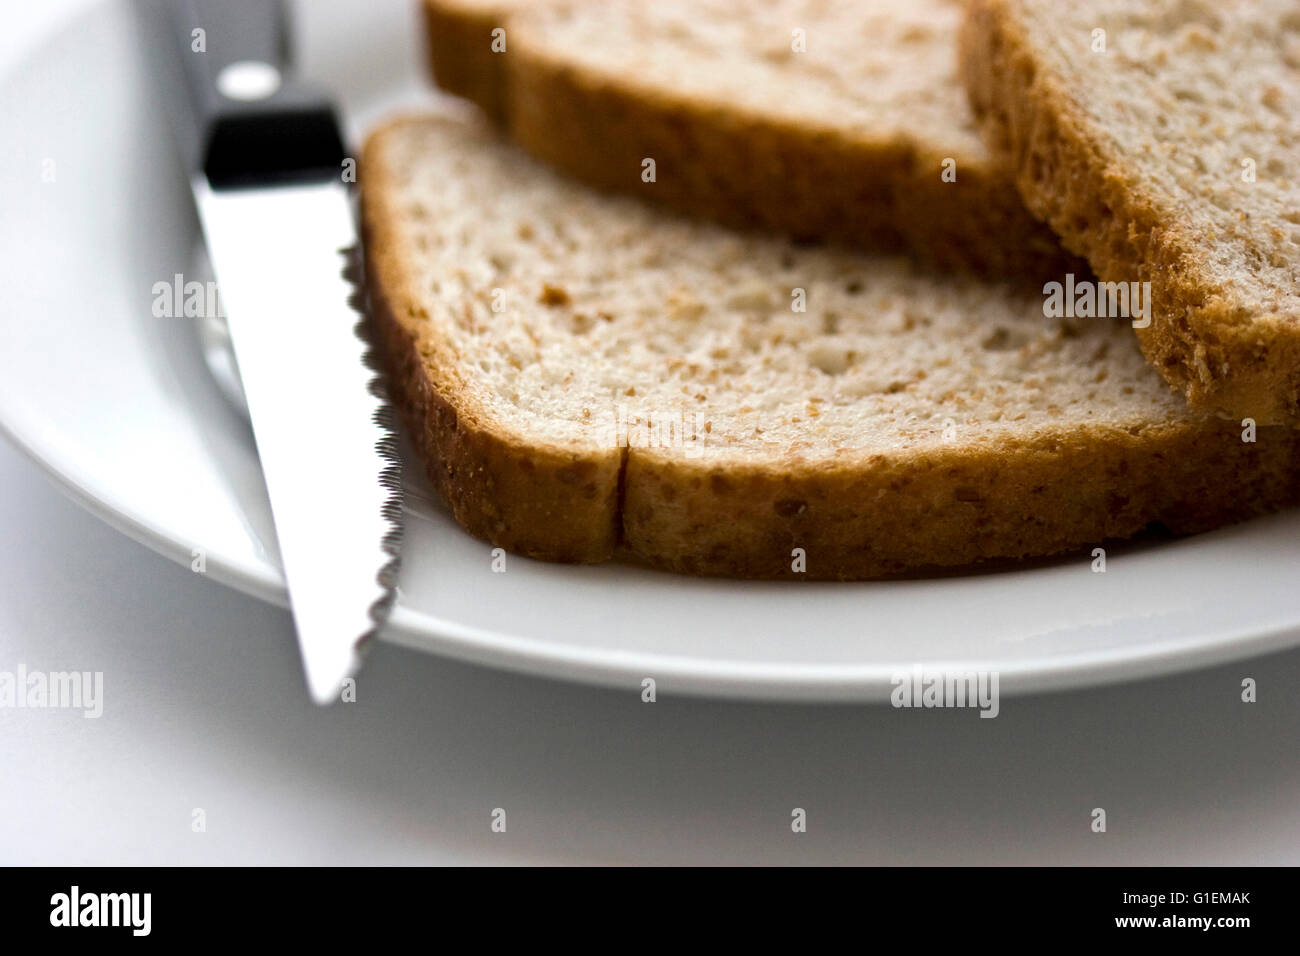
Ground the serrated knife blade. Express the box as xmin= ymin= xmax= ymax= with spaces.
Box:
xmin=157 ymin=0 xmax=401 ymax=703
xmin=194 ymin=181 xmax=401 ymax=703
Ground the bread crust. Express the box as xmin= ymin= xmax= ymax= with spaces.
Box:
xmin=424 ymin=0 xmax=509 ymax=121
xmin=361 ymin=116 xmax=1300 ymax=579
xmin=960 ymin=0 xmax=1300 ymax=425
xmin=625 ymin=424 xmax=1300 ymax=579
xmin=422 ymin=0 xmax=1081 ymax=281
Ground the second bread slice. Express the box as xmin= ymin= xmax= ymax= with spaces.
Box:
xmin=424 ymin=0 xmax=1077 ymax=279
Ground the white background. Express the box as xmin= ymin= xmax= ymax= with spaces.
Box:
xmin=2 ymin=0 xmax=1298 ymax=866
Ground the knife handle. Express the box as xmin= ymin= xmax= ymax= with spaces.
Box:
xmin=160 ymin=0 xmax=346 ymax=187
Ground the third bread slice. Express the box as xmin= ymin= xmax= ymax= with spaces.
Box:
xmin=423 ymin=0 xmax=1077 ymax=279
xmin=962 ymin=0 xmax=1300 ymax=424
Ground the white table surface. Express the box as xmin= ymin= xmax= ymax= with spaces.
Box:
xmin=3 ymin=0 xmax=1298 ymax=867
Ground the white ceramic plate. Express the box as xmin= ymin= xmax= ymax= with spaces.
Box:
xmin=3 ymin=0 xmax=1299 ymax=702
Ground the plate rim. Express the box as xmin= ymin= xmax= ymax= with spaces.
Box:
xmin=10 ymin=408 xmax=1300 ymax=703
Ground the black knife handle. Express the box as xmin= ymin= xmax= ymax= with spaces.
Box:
xmin=161 ymin=0 xmax=346 ymax=187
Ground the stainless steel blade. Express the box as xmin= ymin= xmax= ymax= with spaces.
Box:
xmin=192 ymin=179 xmax=401 ymax=704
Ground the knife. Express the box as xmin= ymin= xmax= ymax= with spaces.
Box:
xmin=157 ymin=0 xmax=402 ymax=704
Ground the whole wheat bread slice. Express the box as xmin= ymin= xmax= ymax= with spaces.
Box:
xmin=423 ymin=0 xmax=1078 ymax=279
xmin=359 ymin=115 xmax=1300 ymax=579
xmin=962 ymin=0 xmax=1300 ymax=424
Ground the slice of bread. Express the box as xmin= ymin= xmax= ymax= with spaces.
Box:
xmin=359 ymin=115 xmax=1300 ymax=579
xmin=962 ymin=0 xmax=1300 ymax=424
xmin=423 ymin=0 xmax=1078 ymax=279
